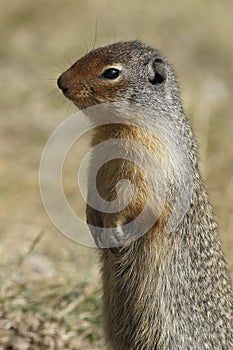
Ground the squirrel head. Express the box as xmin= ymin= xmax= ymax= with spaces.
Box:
xmin=57 ymin=40 xmax=180 ymax=112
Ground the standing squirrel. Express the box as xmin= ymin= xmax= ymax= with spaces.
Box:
xmin=57 ymin=41 xmax=233 ymax=350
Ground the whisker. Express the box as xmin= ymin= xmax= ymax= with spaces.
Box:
xmin=56 ymin=98 xmax=67 ymax=109
xmin=48 ymin=88 xmax=58 ymax=96
xmin=55 ymin=63 xmax=65 ymax=72
xmin=56 ymin=93 xmax=64 ymax=102
xmin=83 ymin=39 xmax=89 ymax=54
xmin=65 ymin=101 xmax=73 ymax=115
xmin=92 ymin=20 xmax=98 ymax=50
xmin=64 ymin=56 xmax=72 ymax=66
xmin=44 ymin=78 xmax=58 ymax=82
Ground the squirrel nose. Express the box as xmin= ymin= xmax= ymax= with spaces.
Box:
xmin=57 ymin=75 xmax=69 ymax=95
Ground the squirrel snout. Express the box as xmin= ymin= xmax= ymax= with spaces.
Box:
xmin=57 ymin=75 xmax=69 ymax=95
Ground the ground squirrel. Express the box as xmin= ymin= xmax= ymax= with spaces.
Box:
xmin=57 ymin=41 xmax=233 ymax=350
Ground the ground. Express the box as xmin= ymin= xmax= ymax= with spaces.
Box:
xmin=0 ymin=0 xmax=232 ymax=349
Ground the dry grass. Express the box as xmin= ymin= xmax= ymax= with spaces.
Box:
xmin=0 ymin=282 xmax=103 ymax=349
xmin=0 ymin=0 xmax=232 ymax=348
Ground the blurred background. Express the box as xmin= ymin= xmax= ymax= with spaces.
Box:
xmin=0 ymin=0 xmax=232 ymax=349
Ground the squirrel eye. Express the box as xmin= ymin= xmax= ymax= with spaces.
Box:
xmin=102 ymin=68 xmax=120 ymax=79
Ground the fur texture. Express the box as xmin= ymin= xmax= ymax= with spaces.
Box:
xmin=58 ymin=41 xmax=233 ymax=349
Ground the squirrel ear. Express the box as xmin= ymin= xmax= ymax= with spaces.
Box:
xmin=148 ymin=58 xmax=167 ymax=85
